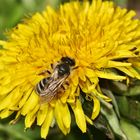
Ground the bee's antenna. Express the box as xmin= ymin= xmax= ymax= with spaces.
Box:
xmin=72 ymin=66 xmax=79 ymax=70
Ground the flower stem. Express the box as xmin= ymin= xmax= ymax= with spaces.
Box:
xmin=0 ymin=124 xmax=31 ymax=140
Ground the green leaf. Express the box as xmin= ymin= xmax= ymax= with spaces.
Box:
xmin=110 ymin=80 xmax=140 ymax=96
xmin=116 ymin=96 xmax=129 ymax=116
xmin=109 ymin=81 xmax=128 ymax=95
xmin=5 ymin=4 xmax=24 ymax=28
xmin=46 ymin=0 xmax=62 ymax=9
xmin=114 ymin=0 xmax=127 ymax=6
xmin=124 ymin=85 xmax=140 ymax=96
xmin=117 ymin=96 xmax=140 ymax=128
xmin=0 ymin=119 xmax=40 ymax=140
xmin=120 ymin=119 xmax=140 ymax=140
xmin=93 ymin=114 xmax=115 ymax=140
xmin=102 ymin=88 xmax=120 ymax=118
xmin=95 ymin=95 xmax=127 ymax=140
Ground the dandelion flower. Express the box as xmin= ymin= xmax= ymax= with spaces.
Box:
xmin=0 ymin=0 xmax=140 ymax=138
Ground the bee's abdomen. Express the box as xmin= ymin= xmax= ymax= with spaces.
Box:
xmin=36 ymin=77 xmax=50 ymax=94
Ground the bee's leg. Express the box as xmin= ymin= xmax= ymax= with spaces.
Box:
xmin=51 ymin=63 xmax=58 ymax=69
xmin=61 ymin=82 xmax=69 ymax=91
xmin=46 ymin=70 xmax=51 ymax=74
xmin=65 ymin=81 xmax=69 ymax=86
xmin=51 ymin=63 xmax=57 ymax=69
xmin=51 ymin=63 xmax=53 ymax=69
xmin=61 ymin=85 xmax=65 ymax=90
xmin=38 ymin=70 xmax=51 ymax=75
xmin=72 ymin=66 xmax=79 ymax=70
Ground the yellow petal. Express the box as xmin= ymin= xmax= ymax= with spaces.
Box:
xmin=116 ymin=67 xmax=135 ymax=78
xmin=0 ymin=85 xmax=15 ymax=95
xmin=0 ymin=109 xmax=13 ymax=119
xmin=66 ymin=86 xmax=77 ymax=103
xmin=10 ymin=111 xmax=21 ymax=124
xmin=9 ymin=87 xmax=23 ymax=109
xmin=0 ymin=40 xmax=6 ymax=45
xmin=127 ymin=67 xmax=140 ymax=79
xmin=37 ymin=103 xmax=48 ymax=126
xmin=125 ymin=10 xmax=136 ymax=20
xmin=78 ymin=67 xmax=86 ymax=81
xmin=25 ymin=105 xmax=39 ymax=128
xmin=21 ymin=91 xmax=39 ymax=115
xmin=89 ymin=77 xmax=99 ymax=84
xmin=71 ymin=75 xmax=79 ymax=86
xmin=85 ymin=68 xmax=96 ymax=78
xmin=128 ymin=58 xmax=140 ymax=67
xmin=79 ymin=81 xmax=88 ymax=93
xmin=49 ymin=99 xmax=56 ymax=108
xmin=55 ymin=100 xmax=66 ymax=134
xmin=91 ymin=96 xmax=100 ymax=120
xmin=60 ymin=88 xmax=70 ymax=103
xmin=0 ymin=92 xmax=13 ymax=111
xmin=69 ymin=85 xmax=77 ymax=96
xmin=0 ymin=71 xmax=8 ymax=79
xmin=85 ymin=115 xmax=93 ymax=125
xmin=87 ymin=84 xmax=96 ymax=93
xmin=1 ymin=56 xmax=17 ymax=63
xmin=0 ymin=76 xmax=11 ymax=85
xmin=109 ymin=50 xmax=136 ymax=59
xmin=91 ymin=88 xmax=111 ymax=102
xmin=55 ymin=100 xmax=70 ymax=134
xmin=95 ymin=70 xmax=126 ymax=80
xmin=107 ymin=60 xmax=131 ymax=68
xmin=71 ymin=99 xmax=86 ymax=133
xmin=94 ymin=57 xmax=108 ymax=69
xmin=62 ymin=103 xmax=71 ymax=129
xmin=0 ymin=78 xmax=25 ymax=95
xmin=19 ymin=88 xmax=33 ymax=108
xmin=41 ymin=107 xmax=53 ymax=139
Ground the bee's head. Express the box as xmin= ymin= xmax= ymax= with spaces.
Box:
xmin=61 ymin=57 xmax=75 ymax=66
xmin=57 ymin=63 xmax=70 ymax=76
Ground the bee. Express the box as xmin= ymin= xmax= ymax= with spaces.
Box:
xmin=35 ymin=56 xmax=76 ymax=103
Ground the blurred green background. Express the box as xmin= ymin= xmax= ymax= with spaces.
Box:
xmin=0 ymin=0 xmax=140 ymax=140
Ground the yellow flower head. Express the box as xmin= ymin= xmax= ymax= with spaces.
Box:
xmin=0 ymin=0 xmax=140 ymax=138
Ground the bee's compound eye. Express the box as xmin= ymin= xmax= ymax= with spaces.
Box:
xmin=42 ymin=77 xmax=50 ymax=85
xmin=58 ymin=64 xmax=70 ymax=76
xmin=61 ymin=57 xmax=75 ymax=66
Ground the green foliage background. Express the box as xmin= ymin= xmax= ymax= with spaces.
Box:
xmin=0 ymin=0 xmax=129 ymax=40
xmin=1 ymin=0 xmax=140 ymax=140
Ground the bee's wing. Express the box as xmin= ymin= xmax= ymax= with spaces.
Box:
xmin=40 ymin=94 xmax=54 ymax=103
xmin=39 ymin=75 xmax=69 ymax=103
xmin=51 ymin=67 xmax=59 ymax=80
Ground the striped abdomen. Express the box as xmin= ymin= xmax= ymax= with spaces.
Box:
xmin=36 ymin=77 xmax=50 ymax=95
